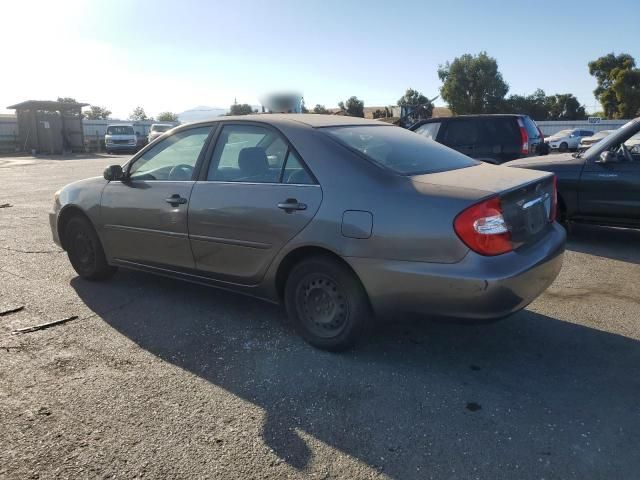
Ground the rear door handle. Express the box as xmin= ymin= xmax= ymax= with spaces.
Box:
xmin=277 ymin=198 xmax=307 ymax=213
xmin=165 ymin=194 xmax=188 ymax=206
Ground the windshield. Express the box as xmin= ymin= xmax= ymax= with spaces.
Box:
xmin=151 ymin=125 xmax=172 ymax=133
xmin=584 ymin=119 xmax=640 ymax=157
xmin=106 ymin=126 xmax=134 ymax=135
xmin=323 ymin=125 xmax=478 ymax=175
xmin=550 ymin=129 xmax=573 ymax=138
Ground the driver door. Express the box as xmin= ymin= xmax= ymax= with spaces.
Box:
xmin=100 ymin=126 xmax=213 ymax=269
xmin=579 ymin=148 xmax=640 ymax=221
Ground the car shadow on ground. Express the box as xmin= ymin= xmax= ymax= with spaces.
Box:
xmin=71 ymin=272 xmax=640 ymax=478
xmin=567 ymin=223 xmax=640 ymax=265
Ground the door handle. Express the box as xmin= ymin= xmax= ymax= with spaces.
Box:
xmin=165 ymin=194 xmax=188 ymax=206
xmin=277 ymin=198 xmax=307 ymax=213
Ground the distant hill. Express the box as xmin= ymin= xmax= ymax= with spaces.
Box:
xmin=178 ymin=106 xmax=227 ymax=123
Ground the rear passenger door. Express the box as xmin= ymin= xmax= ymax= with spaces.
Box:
xmin=187 ymin=123 xmax=322 ymax=285
xmin=439 ymin=119 xmax=479 ymax=158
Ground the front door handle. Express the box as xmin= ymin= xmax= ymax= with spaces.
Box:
xmin=165 ymin=194 xmax=188 ymax=206
xmin=277 ymin=198 xmax=307 ymax=213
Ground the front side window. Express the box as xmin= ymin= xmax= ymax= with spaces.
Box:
xmin=129 ymin=126 xmax=212 ymax=181
xmin=414 ymin=122 xmax=441 ymax=140
xmin=207 ymin=125 xmax=287 ymax=183
xmin=324 ymin=125 xmax=478 ymax=175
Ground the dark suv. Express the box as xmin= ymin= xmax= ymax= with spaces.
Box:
xmin=410 ymin=114 xmax=546 ymax=164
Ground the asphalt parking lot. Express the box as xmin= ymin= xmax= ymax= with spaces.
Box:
xmin=1 ymin=154 xmax=639 ymax=480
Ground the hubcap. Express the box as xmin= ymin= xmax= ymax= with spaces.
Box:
xmin=297 ymin=274 xmax=349 ymax=338
xmin=71 ymin=230 xmax=95 ymax=271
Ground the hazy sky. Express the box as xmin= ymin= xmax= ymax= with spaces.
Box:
xmin=2 ymin=0 xmax=639 ymax=119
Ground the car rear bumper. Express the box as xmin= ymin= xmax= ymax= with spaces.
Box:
xmin=347 ymin=222 xmax=566 ymax=321
xmin=49 ymin=211 xmax=62 ymax=248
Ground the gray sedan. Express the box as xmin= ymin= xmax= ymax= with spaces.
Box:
xmin=50 ymin=114 xmax=565 ymax=350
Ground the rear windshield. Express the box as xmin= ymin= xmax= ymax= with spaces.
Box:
xmin=522 ymin=117 xmax=541 ymax=139
xmin=106 ymin=126 xmax=134 ymax=135
xmin=323 ymin=125 xmax=478 ymax=175
xmin=151 ymin=125 xmax=172 ymax=133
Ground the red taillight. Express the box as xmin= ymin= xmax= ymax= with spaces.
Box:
xmin=517 ymin=117 xmax=529 ymax=155
xmin=550 ymin=175 xmax=558 ymax=222
xmin=454 ymin=196 xmax=512 ymax=256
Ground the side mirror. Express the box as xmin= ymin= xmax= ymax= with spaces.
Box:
xmin=596 ymin=151 xmax=617 ymax=164
xmin=103 ymin=164 xmax=124 ymax=181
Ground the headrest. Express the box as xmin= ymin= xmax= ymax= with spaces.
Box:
xmin=238 ymin=147 xmax=268 ymax=176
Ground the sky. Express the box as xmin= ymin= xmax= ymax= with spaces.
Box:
xmin=2 ymin=0 xmax=639 ymax=119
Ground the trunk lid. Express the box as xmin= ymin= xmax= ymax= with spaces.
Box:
xmin=411 ymin=163 xmax=555 ymax=249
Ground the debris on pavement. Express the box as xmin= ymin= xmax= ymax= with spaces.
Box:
xmin=12 ymin=315 xmax=79 ymax=335
xmin=0 ymin=203 xmax=12 ymax=208
xmin=0 ymin=305 xmax=25 ymax=316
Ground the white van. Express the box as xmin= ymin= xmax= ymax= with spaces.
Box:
xmin=105 ymin=124 xmax=138 ymax=154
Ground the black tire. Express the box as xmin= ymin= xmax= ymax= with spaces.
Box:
xmin=65 ymin=216 xmax=117 ymax=280
xmin=559 ymin=142 xmax=568 ymax=153
xmin=284 ymin=255 xmax=371 ymax=351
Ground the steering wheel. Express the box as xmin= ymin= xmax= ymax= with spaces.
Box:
xmin=168 ymin=164 xmax=194 ymax=181
xmin=618 ymin=144 xmax=634 ymax=162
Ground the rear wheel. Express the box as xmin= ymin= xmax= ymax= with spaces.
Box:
xmin=65 ymin=216 xmax=117 ymax=280
xmin=559 ymin=142 xmax=568 ymax=152
xmin=284 ymin=255 xmax=371 ymax=351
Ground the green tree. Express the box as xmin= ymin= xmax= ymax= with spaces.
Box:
xmin=588 ymin=53 xmax=639 ymax=118
xmin=83 ymin=105 xmax=111 ymax=120
xmin=313 ymin=104 xmax=329 ymax=114
xmin=229 ymin=103 xmax=254 ymax=115
xmin=300 ymin=98 xmax=309 ymax=113
xmin=338 ymin=96 xmax=364 ymax=117
xmin=157 ymin=111 xmax=179 ymax=122
xmin=545 ymin=94 xmax=587 ymax=120
xmin=438 ymin=52 xmax=509 ymax=114
xmin=503 ymin=89 xmax=549 ymax=120
xmin=397 ymin=88 xmax=434 ymax=118
xmin=129 ymin=106 xmax=150 ymax=121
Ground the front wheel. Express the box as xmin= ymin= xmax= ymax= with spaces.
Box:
xmin=284 ymin=256 xmax=371 ymax=351
xmin=559 ymin=142 xmax=568 ymax=152
xmin=65 ymin=216 xmax=117 ymax=280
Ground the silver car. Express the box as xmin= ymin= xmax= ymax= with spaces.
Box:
xmin=546 ymin=129 xmax=594 ymax=152
xmin=50 ymin=114 xmax=565 ymax=350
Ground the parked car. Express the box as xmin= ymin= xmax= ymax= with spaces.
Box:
xmin=578 ymin=129 xmax=615 ymax=151
xmin=148 ymin=123 xmax=174 ymax=144
xmin=50 ymin=114 xmax=565 ymax=350
xmin=506 ymin=117 xmax=640 ymax=228
xmin=546 ymin=129 xmax=594 ymax=152
xmin=105 ymin=124 xmax=138 ymax=154
xmin=410 ymin=114 xmax=546 ymax=164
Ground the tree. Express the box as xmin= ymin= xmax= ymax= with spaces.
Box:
xmin=338 ymin=96 xmax=364 ymax=117
xmin=588 ymin=53 xmax=640 ymax=119
xmin=83 ymin=105 xmax=111 ymax=120
xmin=157 ymin=111 xmax=179 ymax=122
xmin=229 ymin=103 xmax=254 ymax=115
xmin=372 ymin=107 xmax=393 ymax=119
xmin=438 ymin=52 xmax=509 ymax=114
xmin=301 ymin=98 xmax=309 ymax=113
xmin=503 ymin=89 xmax=549 ymax=120
xmin=397 ymin=88 xmax=434 ymax=118
xmin=313 ymin=104 xmax=329 ymax=114
xmin=129 ymin=106 xmax=150 ymax=121
xmin=545 ymin=94 xmax=587 ymax=120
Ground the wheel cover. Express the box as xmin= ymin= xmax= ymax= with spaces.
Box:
xmin=71 ymin=230 xmax=95 ymax=273
xmin=296 ymin=273 xmax=349 ymax=338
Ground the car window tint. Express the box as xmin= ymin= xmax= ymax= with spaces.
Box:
xmin=479 ymin=118 xmax=519 ymax=144
xmin=129 ymin=126 xmax=212 ymax=181
xmin=324 ymin=125 xmax=478 ymax=175
xmin=207 ymin=125 xmax=284 ymax=183
xmin=414 ymin=122 xmax=441 ymax=140
xmin=442 ymin=120 xmax=478 ymax=146
xmin=283 ymin=150 xmax=314 ymax=184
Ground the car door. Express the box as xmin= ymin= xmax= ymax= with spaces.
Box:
xmin=100 ymin=125 xmax=214 ymax=269
xmin=438 ymin=119 xmax=478 ymax=158
xmin=187 ymin=123 xmax=322 ymax=285
xmin=579 ymin=154 xmax=640 ymax=222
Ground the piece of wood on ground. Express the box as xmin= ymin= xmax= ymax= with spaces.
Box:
xmin=0 ymin=305 xmax=25 ymax=317
xmin=12 ymin=315 xmax=79 ymax=335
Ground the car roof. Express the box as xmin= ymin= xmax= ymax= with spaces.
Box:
xmin=178 ymin=113 xmax=385 ymax=130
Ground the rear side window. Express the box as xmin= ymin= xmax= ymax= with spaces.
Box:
xmin=324 ymin=125 xmax=478 ymax=176
xmin=414 ymin=122 xmax=441 ymax=140
xmin=522 ymin=117 xmax=541 ymax=139
xmin=442 ymin=120 xmax=479 ymax=146
xmin=479 ymin=118 xmax=520 ymax=144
